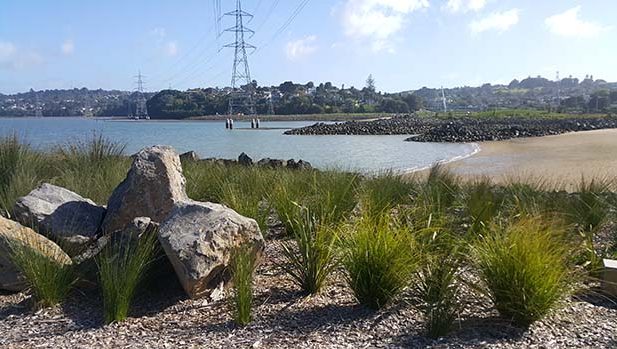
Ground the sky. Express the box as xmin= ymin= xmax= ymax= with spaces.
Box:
xmin=0 ymin=0 xmax=615 ymax=94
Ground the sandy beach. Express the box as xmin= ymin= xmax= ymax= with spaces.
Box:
xmin=446 ymin=128 xmax=617 ymax=190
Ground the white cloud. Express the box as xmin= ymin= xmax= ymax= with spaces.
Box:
xmin=0 ymin=41 xmax=16 ymax=61
xmin=61 ymin=39 xmax=74 ymax=55
xmin=165 ymin=41 xmax=178 ymax=56
xmin=151 ymin=27 xmax=167 ymax=40
xmin=0 ymin=40 xmax=42 ymax=70
xmin=286 ymin=35 xmax=318 ymax=60
xmin=340 ymin=0 xmax=429 ymax=51
xmin=545 ymin=6 xmax=608 ymax=38
xmin=470 ymin=9 xmax=519 ymax=34
xmin=444 ymin=0 xmax=487 ymax=13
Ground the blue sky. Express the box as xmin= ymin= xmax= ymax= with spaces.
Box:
xmin=0 ymin=0 xmax=615 ymax=94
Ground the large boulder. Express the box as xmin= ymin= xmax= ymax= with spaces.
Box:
xmin=180 ymin=151 xmax=200 ymax=162
xmin=101 ymin=146 xmax=188 ymax=234
xmin=158 ymin=200 xmax=264 ymax=299
xmin=238 ymin=152 xmax=253 ymax=166
xmin=13 ymin=183 xmax=106 ymax=250
xmin=0 ymin=216 xmax=72 ymax=291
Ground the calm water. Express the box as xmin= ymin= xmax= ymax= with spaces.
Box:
xmin=0 ymin=117 xmax=477 ymax=173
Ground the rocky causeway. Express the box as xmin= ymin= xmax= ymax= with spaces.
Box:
xmin=284 ymin=115 xmax=617 ymax=143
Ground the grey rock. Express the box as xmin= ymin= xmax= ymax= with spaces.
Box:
xmin=180 ymin=151 xmax=200 ymax=162
xmin=257 ymin=158 xmax=287 ymax=168
xmin=238 ymin=152 xmax=253 ymax=166
xmin=13 ymin=183 xmax=105 ymax=251
xmin=602 ymin=259 xmax=617 ymax=297
xmin=158 ymin=200 xmax=264 ymax=299
xmin=285 ymin=159 xmax=313 ymax=170
xmin=101 ymin=146 xmax=188 ymax=234
xmin=0 ymin=215 xmax=72 ymax=291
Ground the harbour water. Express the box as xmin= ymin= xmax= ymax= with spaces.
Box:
xmin=0 ymin=117 xmax=478 ymax=173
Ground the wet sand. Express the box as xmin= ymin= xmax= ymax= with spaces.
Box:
xmin=446 ymin=129 xmax=617 ymax=190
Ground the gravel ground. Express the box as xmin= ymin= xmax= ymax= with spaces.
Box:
xmin=1 ymin=238 xmax=616 ymax=349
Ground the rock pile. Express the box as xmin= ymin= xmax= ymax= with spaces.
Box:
xmin=199 ymin=152 xmax=314 ymax=170
xmin=284 ymin=115 xmax=617 ymax=143
xmin=0 ymin=146 xmax=265 ymax=298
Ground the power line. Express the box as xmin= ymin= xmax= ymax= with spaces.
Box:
xmin=252 ymin=0 xmax=311 ymax=56
xmin=254 ymin=0 xmax=281 ymax=33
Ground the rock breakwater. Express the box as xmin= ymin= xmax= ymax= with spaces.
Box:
xmin=284 ymin=115 xmax=617 ymax=143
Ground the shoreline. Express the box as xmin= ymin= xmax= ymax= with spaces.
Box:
xmin=441 ymin=129 xmax=617 ymax=190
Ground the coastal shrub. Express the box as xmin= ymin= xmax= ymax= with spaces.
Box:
xmin=472 ymin=218 xmax=575 ymax=327
xmin=341 ymin=212 xmax=416 ymax=310
xmin=412 ymin=254 xmax=462 ymax=338
xmin=279 ymin=206 xmax=338 ymax=294
xmin=98 ymin=226 xmax=158 ymax=324
xmin=230 ymin=244 xmax=257 ymax=326
xmin=2 ymin=232 xmax=76 ymax=308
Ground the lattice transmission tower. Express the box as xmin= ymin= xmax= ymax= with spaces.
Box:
xmin=223 ymin=0 xmax=256 ymax=115
xmin=134 ymin=71 xmax=149 ymax=118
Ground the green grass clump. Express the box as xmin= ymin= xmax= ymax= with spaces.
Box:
xmin=413 ymin=254 xmax=462 ymax=338
xmin=358 ymin=171 xmax=415 ymax=219
xmin=52 ymin=134 xmax=129 ymax=204
xmin=472 ymin=218 xmax=576 ymax=327
xmin=280 ymin=206 xmax=338 ymax=295
xmin=560 ymin=177 xmax=612 ymax=273
xmin=2 ymin=231 xmax=76 ymax=308
xmin=0 ymin=134 xmax=48 ymax=214
xmin=230 ymin=245 xmax=257 ymax=326
xmin=341 ymin=213 xmax=416 ymax=310
xmin=462 ymin=178 xmax=504 ymax=234
xmin=98 ymin=227 xmax=158 ymax=324
xmin=412 ymin=165 xmax=460 ymax=223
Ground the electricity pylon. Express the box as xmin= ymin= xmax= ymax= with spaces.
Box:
xmin=134 ymin=71 xmax=148 ymax=118
xmin=223 ymin=0 xmax=256 ymax=115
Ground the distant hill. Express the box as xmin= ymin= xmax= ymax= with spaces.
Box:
xmin=1 ymin=75 xmax=616 ymax=117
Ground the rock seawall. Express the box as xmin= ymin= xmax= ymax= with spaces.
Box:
xmin=284 ymin=115 xmax=617 ymax=143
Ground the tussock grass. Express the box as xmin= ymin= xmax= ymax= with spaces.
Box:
xmin=462 ymin=178 xmax=504 ymax=234
xmin=358 ymin=171 xmax=415 ymax=219
xmin=413 ymin=254 xmax=462 ymax=338
xmin=472 ymin=218 xmax=577 ymax=327
xmin=341 ymin=212 xmax=416 ymax=310
xmin=2 ymin=231 xmax=76 ymax=308
xmin=0 ymin=135 xmax=47 ymax=214
xmin=98 ymin=226 xmax=158 ymax=324
xmin=560 ymin=177 xmax=613 ymax=273
xmin=279 ymin=206 xmax=338 ymax=295
xmin=230 ymin=245 xmax=257 ymax=326
xmin=422 ymin=164 xmax=460 ymax=213
xmin=52 ymin=134 xmax=129 ymax=204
